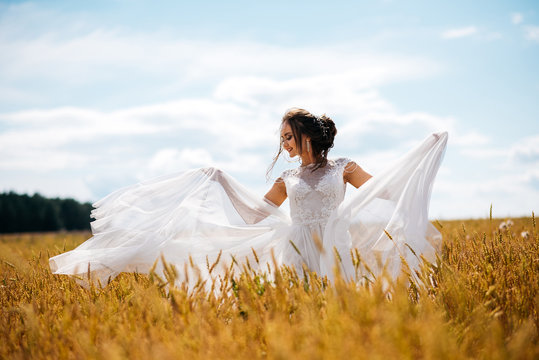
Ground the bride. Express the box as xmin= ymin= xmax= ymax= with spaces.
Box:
xmin=49 ymin=108 xmax=447 ymax=287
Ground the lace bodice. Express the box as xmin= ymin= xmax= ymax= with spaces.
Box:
xmin=280 ymin=158 xmax=353 ymax=226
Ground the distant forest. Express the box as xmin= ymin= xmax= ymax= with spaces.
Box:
xmin=0 ymin=192 xmax=93 ymax=233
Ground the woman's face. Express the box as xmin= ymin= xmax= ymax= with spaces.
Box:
xmin=281 ymin=121 xmax=310 ymax=158
xmin=280 ymin=122 xmax=298 ymax=157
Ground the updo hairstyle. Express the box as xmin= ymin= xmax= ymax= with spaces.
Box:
xmin=268 ymin=108 xmax=337 ymax=176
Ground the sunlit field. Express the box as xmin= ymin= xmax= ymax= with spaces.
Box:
xmin=1 ymin=216 xmax=538 ymax=359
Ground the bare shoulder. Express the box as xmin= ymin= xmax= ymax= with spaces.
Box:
xmin=343 ymin=160 xmax=359 ymax=174
xmin=338 ymin=158 xmax=372 ymax=188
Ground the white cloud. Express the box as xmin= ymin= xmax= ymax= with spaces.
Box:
xmin=457 ymin=135 xmax=539 ymax=165
xmin=442 ymin=26 xmax=478 ymax=39
xmin=510 ymin=135 xmax=539 ymax=163
xmin=451 ymin=131 xmax=490 ymax=146
xmin=459 ymin=147 xmax=505 ymax=159
xmin=511 ymin=13 xmax=524 ymax=25
xmin=0 ymin=29 xmax=439 ymax=90
xmin=0 ymin=74 xmax=453 ymax=174
xmin=147 ymin=148 xmax=214 ymax=176
xmin=430 ymin=132 xmax=539 ymax=218
xmin=432 ymin=175 xmax=539 ymax=219
xmin=0 ymin=171 xmax=96 ymax=201
xmin=524 ymin=26 xmax=539 ymax=41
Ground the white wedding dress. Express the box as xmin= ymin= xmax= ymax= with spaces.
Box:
xmin=50 ymin=132 xmax=448 ymax=287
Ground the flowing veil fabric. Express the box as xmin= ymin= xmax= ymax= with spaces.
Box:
xmin=49 ymin=169 xmax=291 ymax=287
xmin=49 ymin=132 xmax=447 ymax=287
xmin=322 ymin=132 xmax=448 ymax=281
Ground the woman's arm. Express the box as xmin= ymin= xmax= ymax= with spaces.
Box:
xmin=343 ymin=161 xmax=372 ymax=188
xmin=263 ymin=179 xmax=287 ymax=207
xmin=204 ymin=168 xmax=285 ymax=224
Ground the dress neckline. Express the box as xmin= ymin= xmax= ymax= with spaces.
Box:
xmin=299 ymin=159 xmax=333 ymax=169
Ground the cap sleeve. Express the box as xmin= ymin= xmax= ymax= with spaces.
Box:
xmin=335 ymin=157 xmax=358 ymax=174
xmin=274 ymin=169 xmax=292 ymax=184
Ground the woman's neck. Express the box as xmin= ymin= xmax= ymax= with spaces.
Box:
xmin=299 ymin=153 xmax=316 ymax=166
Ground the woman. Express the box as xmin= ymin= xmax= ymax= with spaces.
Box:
xmin=50 ymin=108 xmax=447 ymax=287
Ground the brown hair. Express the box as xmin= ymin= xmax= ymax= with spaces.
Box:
xmin=267 ymin=108 xmax=337 ymax=177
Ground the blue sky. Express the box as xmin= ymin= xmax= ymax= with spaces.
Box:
xmin=0 ymin=0 xmax=538 ymax=219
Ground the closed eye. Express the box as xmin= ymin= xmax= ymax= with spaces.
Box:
xmin=281 ymin=132 xmax=293 ymax=142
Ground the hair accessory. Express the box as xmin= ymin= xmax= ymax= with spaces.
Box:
xmin=306 ymin=139 xmax=311 ymax=153
xmin=313 ymin=116 xmax=329 ymax=139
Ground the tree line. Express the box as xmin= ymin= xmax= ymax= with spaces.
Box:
xmin=0 ymin=192 xmax=93 ymax=233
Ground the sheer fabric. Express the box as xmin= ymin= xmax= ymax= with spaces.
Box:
xmin=49 ymin=132 xmax=448 ymax=287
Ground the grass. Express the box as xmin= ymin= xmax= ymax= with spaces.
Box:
xmin=1 ymin=216 xmax=538 ymax=359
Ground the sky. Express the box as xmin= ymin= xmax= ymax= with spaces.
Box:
xmin=0 ymin=0 xmax=538 ymax=219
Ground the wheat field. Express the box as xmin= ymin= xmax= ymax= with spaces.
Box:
xmin=1 ymin=216 xmax=538 ymax=359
